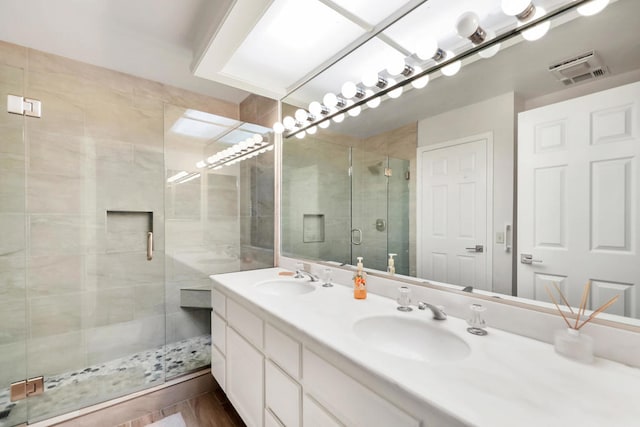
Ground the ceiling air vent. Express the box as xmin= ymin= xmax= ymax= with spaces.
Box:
xmin=548 ymin=50 xmax=608 ymax=85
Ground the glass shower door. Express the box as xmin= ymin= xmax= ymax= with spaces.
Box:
xmin=350 ymin=147 xmax=389 ymax=272
xmin=0 ymin=63 xmax=27 ymax=427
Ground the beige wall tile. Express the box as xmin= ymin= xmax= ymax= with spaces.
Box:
xmin=85 ymin=102 xmax=162 ymax=147
xmin=0 ymin=40 xmax=27 ymax=68
xmin=29 ymin=214 xmax=94 ymax=256
xmin=28 ymin=254 xmax=83 ymax=297
xmin=27 ymin=331 xmax=85 ymax=378
xmin=83 ymin=287 xmax=135 ymax=328
xmin=29 ymin=292 xmax=82 ymax=338
xmin=28 ymin=173 xmax=84 ymax=214
xmin=0 ymin=154 xmax=25 ymax=213
xmin=23 ymin=89 xmax=85 ymax=136
xmin=0 ymin=341 xmax=27 ymax=385
xmin=28 ymin=131 xmax=85 ymax=177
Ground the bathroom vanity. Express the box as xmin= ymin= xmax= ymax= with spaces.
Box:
xmin=210 ymin=267 xmax=640 ymax=427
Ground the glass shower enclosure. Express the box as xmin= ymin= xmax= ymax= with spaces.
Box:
xmin=0 ymin=62 xmax=274 ymax=426
xmin=282 ymin=137 xmax=410 ymax=274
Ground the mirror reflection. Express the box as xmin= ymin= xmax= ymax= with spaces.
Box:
xmin=280 ymin=0 xmax=640 ymax=323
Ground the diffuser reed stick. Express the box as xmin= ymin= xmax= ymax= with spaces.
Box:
xmin=545 ymin=281 xmax=619 ymax=330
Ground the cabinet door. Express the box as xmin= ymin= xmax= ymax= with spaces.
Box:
xmin=303 ymin=349 xmax=419 ymax=427
xmin=303 ymin=395 xmax=343 ymax=427
xmin=227 ymin=327 xmax=264 ymax=427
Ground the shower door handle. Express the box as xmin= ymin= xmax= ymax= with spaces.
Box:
xmin=351 ymin=228 xmax=362 ymax=245
xmin=147 ymin=231 xmax=153 ymax=260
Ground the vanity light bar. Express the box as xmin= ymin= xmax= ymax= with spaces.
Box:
xmin=206 ymin=141 xmax=274 ymax=169
xmin=282 ymin=0 xmax=594 ymax=139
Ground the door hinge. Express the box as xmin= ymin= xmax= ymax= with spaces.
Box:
xmin=7 ymin=94 xmax=42 ymax=118
xmin=348 ymin=166 xmax=352 ymax=176
xmin=10 ymin=376 xmax=44 ymax=401
xmin=384 ymin=167 xmax=392 ymax=177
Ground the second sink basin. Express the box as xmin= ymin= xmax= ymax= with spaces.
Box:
xmin=353 ymin=315 xmax=470 ymax=363
xmin=255 ymin=278 xmax=316 ymax=296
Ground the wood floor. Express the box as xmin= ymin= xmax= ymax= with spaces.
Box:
xmin=115 ymin=388 xmax=245 ymax=427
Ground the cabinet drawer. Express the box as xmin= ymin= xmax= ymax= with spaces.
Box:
xmin=266 ymin=360 xmax=301 ymax=427
xmin=265 ymin=323 xmax=300 ymax=379
xmin=265 ymin=409 xmax=283 ymax=427
xmin=212 ymin=288 xmax=226 ymax=318
xmin=227 ymin=298 xmax=263 ymax=348
xmin=212 ymin=312 xmax=226 ymax=355
xmin=211 ymin=345 xmax=225 ymax=391
xmin=303 ymin=395 xmax=342 ymax=427
xmin=303 ymin=349 xmax=419 ymax=427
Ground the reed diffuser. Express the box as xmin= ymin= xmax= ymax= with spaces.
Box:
xmin=544 ymin=281 xmax=619 ymax=363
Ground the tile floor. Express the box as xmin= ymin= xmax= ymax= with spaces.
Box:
xmin=0 ymin=335 xmax=211 ymax=427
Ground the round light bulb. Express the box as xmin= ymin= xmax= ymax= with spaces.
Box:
xmin=386 ymin=55 xmax=406 ymax=76
xmin=196 ymin=160 xmax=206 ymax=168
xmin=365 ymin=89 xmax=381 ymax=109
xmin=441 ymin=51 xmax=461 ymax=76
xmin=283 ymin=116 xmax=296 ymax=130
xmin=295 ymin=108 xmax=308 ymax=122
xmin=307 ymin=126 xmax=317 ymax=135
xmin=207 ymin=156 xmax=215 ymax=164
xmin=416 ymin=37 xmax=439 ymax=61
xmin=253 ymin=134 xmax=263 ymax=144
xmin=501 ymin=0 xmax=532 ymax=17
xmin=456 ymin=11 xmax=481 ymax=39
xmin=341 ymin=81 xmax=358 ymax=98
xmin=521 ymin=7 xmax=550 ymax=41
xmin=386 ymin=78 xmax=403 ymax=99
xmin=273 ymin=121 xmax=285 ymax=134
xmin=309 ymin=101 xmax=324 ymax=116
xmin=323 ymin=92 xmax=338 ymax=108
xmin=410 ymin=66 xmax=429 ymax=89
xmin=478 ymin=29 xmax=501 ymax=59
xmin=333 ymin=113 xmax=345 ymax=123
xmin=578 ymin=0 xmax=609 ymax=16
xmin=318 ymin=120 xmax=330 ymax=129
xmin=295 ymin=131 xmax=306 ymax=139
xmin=362 ymin=70 xmax=380 ymax=88
xmin=348 ymin=105 xmax=361 ymax=117
xmin=239 ymin=140 xmax=249 ymax=150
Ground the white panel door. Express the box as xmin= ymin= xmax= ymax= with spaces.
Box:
xmin=418 ymin=138 xmax=490 ymax=290
xmin=518 ymin=81 xmax=640 ymax=317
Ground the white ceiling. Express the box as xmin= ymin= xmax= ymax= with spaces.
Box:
xmin=0 ymin=0 xmax=250 ymax=103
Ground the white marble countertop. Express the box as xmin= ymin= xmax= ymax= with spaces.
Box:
xmin=211 ymin=268 xmax=640 ymax=427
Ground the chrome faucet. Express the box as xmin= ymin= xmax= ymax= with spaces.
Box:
xmin=418 ymin=301 xmax=447 ymax=320
xmin=294 ymin=269 xmax=320 ymax=282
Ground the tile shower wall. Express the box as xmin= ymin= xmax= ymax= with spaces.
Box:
xmin=282 ymin=138 xmax=352 ymax=264
xmin=0 ymin=39 xmax=249 ymax=423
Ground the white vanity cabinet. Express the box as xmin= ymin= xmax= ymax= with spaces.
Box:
xmin=212 ymin=287 xmax=420 ymax=427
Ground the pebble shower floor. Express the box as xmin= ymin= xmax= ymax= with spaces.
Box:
xmin=0 ymin=335 xmax=211 ymax=427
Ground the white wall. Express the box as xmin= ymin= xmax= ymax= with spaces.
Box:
xmin=417 ymin=92 xmax=516 ymax=295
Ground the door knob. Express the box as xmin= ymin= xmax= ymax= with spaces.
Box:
xmin=520 ymin=253 xmax=542 ymax=264
xmin=465 ymin=245 xmax=484 ymax=253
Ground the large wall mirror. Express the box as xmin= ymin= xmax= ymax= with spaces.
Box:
xmin=280 ymin=0 xmax=640 ymax=326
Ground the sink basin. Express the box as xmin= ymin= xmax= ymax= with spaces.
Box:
xmin=353 ymin=315 xmax=470 ymax=363
xmin=255 ymin=278 xmax=316 ymax=296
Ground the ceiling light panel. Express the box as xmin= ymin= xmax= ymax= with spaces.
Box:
xmin=170 ymin=118 xmax=230 ymax=139
xmin=222 ymin=0 xmax=366 ymax=91
xmin=325 ymin=0 xmax=414 ymax=26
